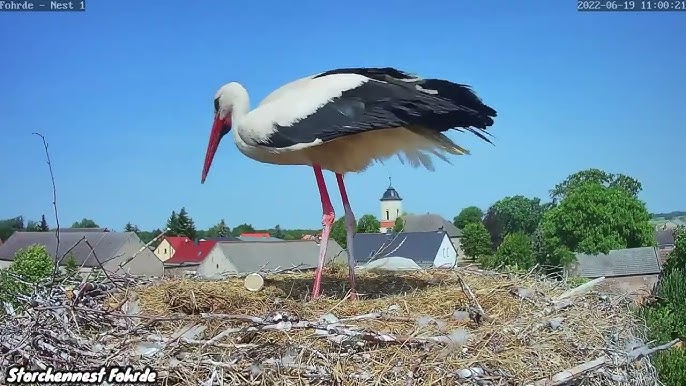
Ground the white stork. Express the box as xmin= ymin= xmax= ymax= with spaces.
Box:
xmin=201 ymin=67 xmax=497 ymax=300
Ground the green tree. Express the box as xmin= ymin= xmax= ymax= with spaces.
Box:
xmin=166 ymin=208 xmax=197 ymax=240
xmin=124 ymin=222 xmax=140 ymax=233
xmin=166 ymin=211 xmax=179 ymax=234
xmin=642 ymin=227 xmax=686 ymax=384
xmin=231 ymin=223 xmax=256 ymax=237
xmin=454 ymin=206 xmax=484 ymax=229
xmin=0 ymin=245 xmax=55 ymax=309
xmin=138 ymin=228 xmax=162 ymax=245
xmin=663 ymin=227 xmax=686 ymax=276
xmin=461 ymin=222 xmax=492 ymax=260
xmin=641 ymin=269 xmax=686 ymax=384
xmin=550 ymin=168 xmax=642 ymax=203
xmin=483 ymin=196 xmax=544 ymax=248
xmin=531 ymin=224 xmax=575 ymax=272
xmin=541 ymin=182 xmax=653 ymax=255
xmin=207 ymin=219 xmax=231 ymax=238
xmin=71 ymin=218 xmax=99 ymax=228
xmin=39 ymin=214 xmax=49 ymax=231
xmin=393 ymin=217 xmax=405 ymax=232
xmin=10 ymin=245 xmax=54 ymax=281
xmin=357 ymin=214 xmax=380 ymax=233
xmin=0 ymin=216 xmax=24 ymax=241
xmin=484 ymin=232 xmax=534 ymax=270
xmin=272 ymin=224 xmax=285 ymax=239
xmin=64 ymin=254 xmax=79 ymax=276
xmin=25 ymin=220 xmax=41 ymax=232
xmin=176 ymin=207 xmax=197 ymax=240
xmin=331 ymin=217 xmax=347 ymax=248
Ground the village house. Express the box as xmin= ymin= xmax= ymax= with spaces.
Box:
xmin=353 ymin=230 xmax=459 ymax=268
xmin=656 ymin=219 xmax=686 ymax=231
xmin=162 ymin=237 xmax=217 ymax=277
xmin=236 ymin=233 xmax=283 ymax=242
xmin=566 ymin=247 xmax=662 ymax=300
xmin=154 ymin=236 xmax=191 ymax=261
xmin=0 ymin=230 xmax=163 ymax=276
xmin=655 ymin=229 xmax=676 ymax=264
xmin=401 ymin=214 xmax=464 ymax=258
xmin=375 ymin=181 xmax=465 ymax=260
xmin=196 ymin=239 xmax=346 ymax=278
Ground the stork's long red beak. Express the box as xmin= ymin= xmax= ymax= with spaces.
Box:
xmin=201 ymin=114 xmax=231 ymax=184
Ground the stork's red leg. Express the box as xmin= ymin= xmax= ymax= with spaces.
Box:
xmin=335 ymin=173 xmax=358 ymax=300
xmin=312 ymin=165 xmax=335 ymax=300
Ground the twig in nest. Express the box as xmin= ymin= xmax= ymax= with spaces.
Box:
xmin=116 ymin=229 xmax=168 ymax=273
xmin=530 ymin=339 xmax=681 ymax=386
xmin=556 ymin=277 xmax=605 ymax=300
xmin=83 ymin=239 xmax=120 ymax=288
xmin=33 ymin=132 xmax=62 ymax=291
xmin=455 ymin=271 xmax=490 ymax=324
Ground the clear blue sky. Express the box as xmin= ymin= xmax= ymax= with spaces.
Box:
xmin=1 ymin=0 xmax=684 ymax=231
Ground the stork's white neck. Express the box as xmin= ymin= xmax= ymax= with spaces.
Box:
xmin=227 ymin=84 xmax=254 ymax=156
xmin=229 ymin=83 xmax=250 ymax=124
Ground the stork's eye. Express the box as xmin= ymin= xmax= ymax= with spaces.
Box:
xmin=214 ymin=98 xmax=220 ymax=113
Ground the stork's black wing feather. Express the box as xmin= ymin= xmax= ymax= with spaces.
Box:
xmin=261 ymin=68 xmax=497 ymax=149
xmin=313 ymin=67 xmax=418 ymax=81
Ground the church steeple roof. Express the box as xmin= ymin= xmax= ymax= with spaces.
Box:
xmin=380 ymin=177 xmax=402 ymax=201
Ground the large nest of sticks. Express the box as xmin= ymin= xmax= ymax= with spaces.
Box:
xmin=0 ymin=265 xmax=675 ymax=386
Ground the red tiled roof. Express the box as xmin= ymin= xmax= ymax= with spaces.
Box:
xmin=380 ymin=220 xmax=395 ymax=227
xmin=164 ymin=237 xmax=216 ymax=264
xmin=240 ymin=232 xmax=271 ymax=238
xmin=165 ymin=236 xmax=192 ymax=250
xmin=197 ymin=240 xmax=216 ymax=257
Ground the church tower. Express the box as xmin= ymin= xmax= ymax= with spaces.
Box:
xmin=379 ymin=178 xmax=403 ymax=232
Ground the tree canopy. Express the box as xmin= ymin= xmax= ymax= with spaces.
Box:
xmin=207 ymin=219 xmax=231 ymax=238
xmin=71 ymin=218 xmax=99 ymax=228
xmin=541 ymin=182 xmax=653 ymax=255
xmin=549 ymin=168 xmax=642 ymax=203
xmin=331 ymin=217 xmax=347 ymax=248
xmin=393 ymin=217 xmax=405 ymax=232
xmin=460 ymin=222 xmax=492 ymax=260
xmin=231 ymin=223 xmax=256 ymax=237
xmin=166 ymin=207 xmax=197 ymax=240
xmin=357 ymin=214 xmax=380 ymax=233
xmin=124 ymin=222 xmax=140 ymax=233
xmin=454 ymin=206 xmax=484 ymax=229
xmin=483 ymin=195 xmax=544 ymax=249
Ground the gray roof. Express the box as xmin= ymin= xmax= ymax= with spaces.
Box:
xmin=655 ymin=229 xmax=675 ymax=247
xmin=353 ymin=231 xmax=450 ymax=266
xmin=380 ymin=186 xmax=402 ymax=201
xmin=62 ymin=228 xmax=110 ymax=233
xmin=236 ymin=236 xmax=283 ymax=242
xmin=198 ymin=236 xmax=241 ymax=242
xmin=0 ymin=231 xmax=137 ymax=267
xmin=214 ymin=240 xmax=346 ymax=273
xmin=402 ymin=214 xmax=462 ymax=237
xmin=569 ymin=247 xmax=662 ymax=278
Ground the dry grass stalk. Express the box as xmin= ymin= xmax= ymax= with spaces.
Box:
xmin=0 ymin=264 xmax=673 ymax=386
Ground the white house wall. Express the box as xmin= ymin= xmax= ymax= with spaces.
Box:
xmin=197 ymin=246 xmax=239 ymax=278
xmin=433 ymin=235 xmax=458 ymax=268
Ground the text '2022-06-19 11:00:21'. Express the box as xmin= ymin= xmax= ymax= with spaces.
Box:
xmin=578 ymin=0 xmax=686 ymax=11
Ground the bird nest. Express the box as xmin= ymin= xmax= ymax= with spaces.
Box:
xmin=0 ymin=266 xmax=673 ymax=386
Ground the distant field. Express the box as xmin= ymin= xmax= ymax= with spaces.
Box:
xmin=650 ymin=214 xmax=686 ymax=226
